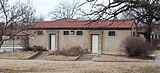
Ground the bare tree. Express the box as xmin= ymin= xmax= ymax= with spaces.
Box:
xmin=35 ymin=15 xmax=45 ymax=21
xmin=84 ymin=0 xmax=160 ymax=42
xmin=0 ymin=0 xmax=36 ymax=47
xmin=22 ymin=3 xmax=36 ymax=26
xmin=49 ymin=0 xmax=82 ymax=20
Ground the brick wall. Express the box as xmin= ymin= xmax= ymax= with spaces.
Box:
xmin=29 ymin=29 xmax=132 ymax=54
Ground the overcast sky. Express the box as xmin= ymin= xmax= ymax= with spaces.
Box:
xmin=30 ymin=0 xmax=61 ymax=16
xmin=17 ymin=0 xmax=106 ymax=20
xmin=27 ymin=0 xmax=86 ymax=20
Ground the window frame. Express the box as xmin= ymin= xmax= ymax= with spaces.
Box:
xmin=64 ymin=31 xmax=69 ymax=35
xmin=77 ymin=31 xmax=83 ymax=35
xmin=38 ymin=31 xmax=43 ymax=35
xmin=108 ymin=31 xmax=116 ymax=36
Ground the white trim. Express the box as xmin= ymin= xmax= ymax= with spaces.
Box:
xmin=50 ymin=35 xmax=56 ymax=51
xmin=92 ymin=35 xmax=99 ymax=53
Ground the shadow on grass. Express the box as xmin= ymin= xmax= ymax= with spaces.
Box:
xmin=101 ymin=53 xmax=155 ymax=60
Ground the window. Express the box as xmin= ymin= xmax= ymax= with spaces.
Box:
xmin=0 ymin=37 xmax=2 ymax=41
xmin=38 ymin=31 xmax=43 ymax=35
xmin=133 ymin=32 xmax=136 ymax=36
xmin=151 ymin=35 xmax=153 ymax=39
xmin=16 ymin=36 xmax=20 ymax=39
xmin=64 ymin=31 xmax=69 ymax=35
xmin=108 ymin=31 xmax=115 ymax=36
xmin=77 ymin=31 xmax=83 ymax=35
xmin=155 ymin=34 xmax=158 ymax=39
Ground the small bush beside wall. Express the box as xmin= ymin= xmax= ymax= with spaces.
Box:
xmin=123 ymin=36 xmax=154 ymax=57
xmin=152 ymin=38 xmax=160 ymax=50
xmin=22 ymin=46 xmax=48 ymax=52
xmin=50 ymin=46 xmax=89 ymax=56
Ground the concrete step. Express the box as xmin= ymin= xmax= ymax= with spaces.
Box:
xmin=79 ymin=56 xmax=94 ymax=58
xmin=76 ymin=54 xmax=96 ymax=61
xmin=34 ymin=51 xmax=49 ymax=60
xmin=26 ymin=52 xmax=42 ymax=60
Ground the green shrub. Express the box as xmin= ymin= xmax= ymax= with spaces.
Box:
xmin=152 ymin=38 xmax=160 ymax=50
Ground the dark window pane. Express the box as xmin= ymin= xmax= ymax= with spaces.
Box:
xmin=108 ymin=31 xmax=115 ymax=36
xmin=38 ymin=31 xmax=43 ymax=35
xmin=77 ymin=31 xmax=83 ymax=35
xmin=0 ymin=37 xmax=2 ymax=41
xmin=151 ymin=35 xmax=154 ymax=39
xmin=155 ymin=35 xmax=158 ymax=39
xmin=133 ymin=32 xmax=136 ymax=36
xmin=17 ymin=36 xmax=20 ymax=39
xmin=64 ymin=31 xmax=69 ymax=35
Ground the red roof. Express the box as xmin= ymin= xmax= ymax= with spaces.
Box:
xmin=30 ymin=18 xmax=134 ymax=29
xmin=137 ymin=26 xmax=146 ymax=33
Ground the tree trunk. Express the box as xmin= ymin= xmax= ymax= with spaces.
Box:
xmin=145 ymin=19 xmax=153 ymax=43
xmin=24 ymin=35 xmax=29 ymax=48
xmin=13 ymin=38 xmax=15 ymax=52
xmin=0 ymin=35 xmax=2 ymax=47
xmin=146 ymin=26 xmax=152 ymax=42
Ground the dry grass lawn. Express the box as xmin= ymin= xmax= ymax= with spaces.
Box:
xmin=0 ymin=50 xmax=35 ymax=59
xmin=0 ymin=60 xmax=159 ymax=73
xmin=93 ymin=54 xmax=154 ymax=62
xmin=45 ymin=55 xmax=78 ymax=61
xmin=154 ymin=50 xmax=160 ymax=55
